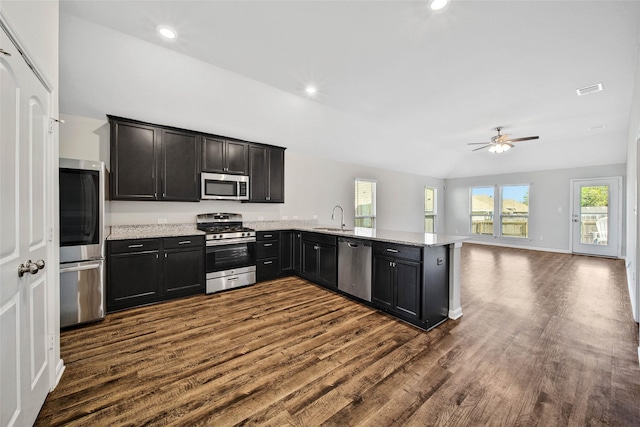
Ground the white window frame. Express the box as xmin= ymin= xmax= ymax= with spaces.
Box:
xmin=355 ymin=178 xmax=376 ymax=229
xmin=470 ymin=184 xmax=530 ymax=239
xmin=425 ymin=187 xmax=437 ymax=233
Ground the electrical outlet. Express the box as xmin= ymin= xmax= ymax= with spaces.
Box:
xmin=258 ymin=216 xmax=264 ymax=221
xmin=539 ymin=235 xmax=544 ymax=241
xmin=282 ymin=215 xmax=288 ymax=220
xmin=157 ymin=218 xmax=167 ymax=224
xmin=313 ymin=215 xmax=318 ymax=219
xmin=293 ymin=215 xmax=299 ymax=220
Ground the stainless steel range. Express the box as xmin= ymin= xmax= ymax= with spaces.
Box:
xmin=197 ymin=213 xmax=256 ymax=294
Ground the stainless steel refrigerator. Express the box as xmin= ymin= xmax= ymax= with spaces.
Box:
xmin=59 ymin=158 xmax=106 ymax=328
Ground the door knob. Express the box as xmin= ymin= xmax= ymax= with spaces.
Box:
xmin=17 ymin=259 xmax=45 ymax=277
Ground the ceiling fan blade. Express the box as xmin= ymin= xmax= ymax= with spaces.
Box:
xmin=506 ymin=136 xmax=539 ymax=143
xmin=467 ymin=142 xmax=491 ymax=145
xmin=472 ymin=145 xmax=491 ymax=152
xmin=497 ymin=134 xmax=511 ymax=142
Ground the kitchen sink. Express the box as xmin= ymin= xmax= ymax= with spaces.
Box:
xmin=314 ymin=227 xmax=353 ymax=232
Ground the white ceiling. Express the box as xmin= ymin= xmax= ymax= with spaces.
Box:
xmin=59 ymin=0 xmax=640 ymax=178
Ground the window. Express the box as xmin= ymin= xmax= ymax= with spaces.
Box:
xmin=500 ymin=185 xmax=529 ymax=238
xmin=355 ymin=179 xmax=376 ymax=228
xmin=470 ymin=185 xmax=529 ymax=238
xmin=471 ymin=187 xmax=494 ymax=235
xmin=425 ymin=187 xmax=436 ymax=233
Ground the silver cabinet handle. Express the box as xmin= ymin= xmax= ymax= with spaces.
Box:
xmin=263 ymin=234 xmax=273 ymax=238
xmin=386 ymin=248 xmax=399 ymax=253
xmin=263 ymin=243 xmax=273 ymax=247
xmin=128 ymin=244 xmax=144 ymax=248
xmin=0 ymin=48 xmax=11 ymax=56
xmin=264 ymin=261 xmax=273 ymax=265
xmin=178 ymin=240 xmax=191 ymax=245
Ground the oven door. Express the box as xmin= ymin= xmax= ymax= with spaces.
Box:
xmin=206 ymin=240 xmax=256 ymax=274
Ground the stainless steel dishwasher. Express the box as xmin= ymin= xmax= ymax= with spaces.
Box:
xmin=338 ymin=237 xmax=372 ymax=302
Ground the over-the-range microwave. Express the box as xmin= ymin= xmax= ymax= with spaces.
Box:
xmin=201 ymin=172 xmax=249 ymax=201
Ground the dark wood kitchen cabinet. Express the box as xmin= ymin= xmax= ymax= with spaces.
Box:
xmin=256 ymin=231 xmax=280 ymax=281
xmin=202 ymin=136 xmax=249 ymax=175
xmin=109 ymin=116 xmax=200 ymax=201
xmin=372 ymin=242 xmax=422 ymax=323
xmin=248 ymin=145 xmax=285 ymax=203
xmin=107 ymin=236 xmax=204 ymax=312
xmin=301 ymin=232 xmax=337 ymax=289
xmin=280 ymin=230 xmax=301 ymax=275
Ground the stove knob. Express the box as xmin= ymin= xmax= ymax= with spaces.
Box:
xmin=218 ymin=234 xmax=223 ymax=239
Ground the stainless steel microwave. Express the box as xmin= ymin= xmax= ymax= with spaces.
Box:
xmin=201 ymin=172 xmax=249 ymax=200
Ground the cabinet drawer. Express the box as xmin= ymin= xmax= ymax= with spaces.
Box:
xmin=109 ymin=238 xmax=160 ymax=254
xmin=257 ymin=231 xmax=279 ymax=241
xmin=163 ymin=235 xmax=204 ymax=250
xmin=257 ymin=257 xmax=280 ymax=281
xmin=257 ymin=240 xmax=280 ymax=259
xmin=302 ymin=232 xmax=337 ymax=246
xmin=373 ymin=242 xmax=422 ymax=262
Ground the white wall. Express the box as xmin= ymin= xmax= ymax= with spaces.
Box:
xmin=60 ymin=114 xmax=445 ymax=232
xmin=627 ymin=42 xmax=640 ymax=323
xmin=444 ymin=164 xmax=626 ymax=253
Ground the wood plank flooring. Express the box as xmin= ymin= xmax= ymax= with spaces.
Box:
xmin=36 ymin=243 xmax=640 ymax=426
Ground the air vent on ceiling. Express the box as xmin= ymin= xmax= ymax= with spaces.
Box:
xmin=576 ymin=83 xmax=603 ymax=96
xmin=588 ymin=124 xmax=607 ymax=131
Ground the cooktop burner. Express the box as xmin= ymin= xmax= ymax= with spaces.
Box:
xmin=196 ymin=212 xmax=256 ymax=241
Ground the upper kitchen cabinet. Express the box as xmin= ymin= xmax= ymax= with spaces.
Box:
xmin=202 ymin=136 xmax=249 ymax=175
xmin=109 ymin=116 xmax=200 ymax=201
xmin=248 ymin=145 xmax=285 ymax=203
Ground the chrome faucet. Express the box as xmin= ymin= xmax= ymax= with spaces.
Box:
xmin=331 ymin=205 xmax=345 ymax=230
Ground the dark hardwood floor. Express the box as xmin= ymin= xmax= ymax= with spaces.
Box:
xmin=36 ymin=243 xmax=640 ymax=426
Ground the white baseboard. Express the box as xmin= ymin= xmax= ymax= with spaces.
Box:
xmin=465 ymin=240 xmax=571 ymax=254
xmin=52 ymin=359 xmax=65 ymax=391
xmin=448 ymin=308 xmax=463 ymax=320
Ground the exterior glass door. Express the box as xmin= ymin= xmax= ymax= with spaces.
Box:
xmin=571 ymin=178 xmax=621 ymax=257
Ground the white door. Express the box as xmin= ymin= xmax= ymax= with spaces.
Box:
xmin=571 ymin=177 xmax=622 ymax=258
xmin=1 ymin=27 xmax=51 ymax=427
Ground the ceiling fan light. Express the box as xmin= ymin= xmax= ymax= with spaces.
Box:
xmin=429 ymin=0 xmax=449 ymax=11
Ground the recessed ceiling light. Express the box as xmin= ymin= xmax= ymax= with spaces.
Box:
xmin=157 ymin=26 xmax=177 ymax=40
xmin=305 ymin=86 xmax=318 ymax=95
xmin=430 ymin=0 xmax=449 ymax=11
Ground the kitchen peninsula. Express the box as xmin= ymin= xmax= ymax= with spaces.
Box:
xmin=106 ymin=222 xmax=466 ymax=330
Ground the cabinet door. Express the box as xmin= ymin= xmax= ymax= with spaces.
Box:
xmin=372 ymin=255 xmax=394 ymax=309
xmin=226 ymin=140 xmax=249 ymax=175
xmin=202 ymin=136 xmax=225 ymax=173
xmin=280 ymin=231 xmax=294 ymax=274
xmin=110 ymin=120 xmax=159 ymax=200
xmin=108 ymin=251 xmax=160 ymax=311
xmin=248 ymin=145 xmax=268 ymax=201
xmin=293 ymin=232 xmax=302 ymax=273
xmin=317 ymin=244 xmax=337 ymax=288
xmin=268 ymin=147 xmax=285 ymax=203
xmin=394 ymin=259 xmax=421 ymax=319
xmin=301 ymin=240 xmax=318 ymax=281
xmin=163 ymin=248 xmax=204 ymax=296
xmin=161 ymin=130 xmax=200 ymax=201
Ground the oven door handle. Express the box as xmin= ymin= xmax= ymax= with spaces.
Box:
xmin=207 ymin=237 xmax=256 ymax=246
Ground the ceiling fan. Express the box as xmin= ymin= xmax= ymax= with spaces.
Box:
xmin=468 ymin=127 xmax=539 ymax=154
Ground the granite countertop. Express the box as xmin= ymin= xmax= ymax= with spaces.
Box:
xmin=107 ymin=224 xmax=205 ymax=240
xmin=107 ymin=221 xmax=467 ymax=247
xmin=250 ymin=222 xmax=467 ymax=247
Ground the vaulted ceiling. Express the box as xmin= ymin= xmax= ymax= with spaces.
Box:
xmin=59 ymin=1 xmax=640 ymax=178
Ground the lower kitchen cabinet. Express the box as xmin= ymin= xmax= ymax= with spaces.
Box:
xmin=301 ymin=232 xmax=337 ymax=288
xmin=256 ymin=231 xmax=280 ymax=281
xmin=280 ymin=231 xmax=301 ymax=275
xmin=372 ymin=242 xmax=423 ymax=325
xmin=107 ymin=236 xmax=204 ymax=312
